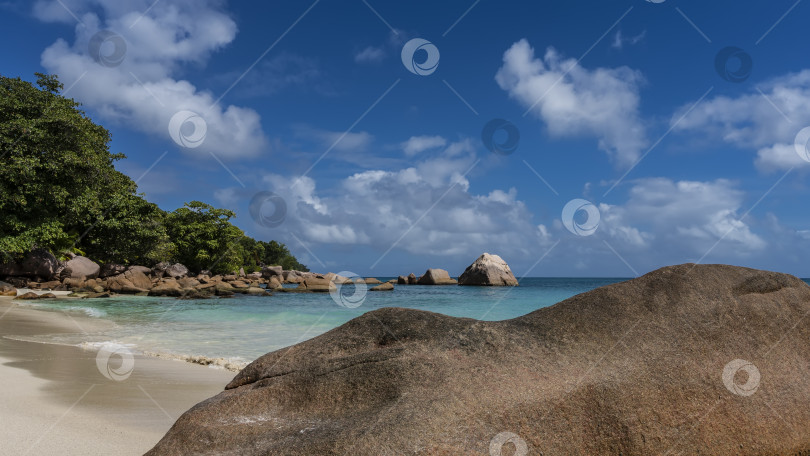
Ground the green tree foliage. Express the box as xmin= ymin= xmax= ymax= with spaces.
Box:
xmin=165 ymin=202 xmax=244 ymax=274
xmin=0 ymin=73 xmax=307 ymax=272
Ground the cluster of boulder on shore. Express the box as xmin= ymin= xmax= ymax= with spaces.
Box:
xmin=0 ymin=250 xmax=520 ymax=300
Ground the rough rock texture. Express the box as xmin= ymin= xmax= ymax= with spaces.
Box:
xmin=165 ymin=263 xmax=189 ymax=279
xmin=99 ymin=263 xmax=127 ymax=278
xmin=416 ymin=268 xmax=457 ymax=285
xmin=148 ymin=264 xmax=810 ymax=455
xmin=106 ymin=269 xmax=152 ymax=294
xmin=458 ymin=253 xmax=519 ymax=286
xmin=0 ymin=248 xmax=59 ymax=280
xmin=370 ymin=282 xmax=394 ymax=291
xmin=407 ymin=273 xmax=418 ymax=285
xmin=63 ymin=256 xmax=101 ymax=280
xmin=128 ymin=265 xmax=152 ymax=276
xmin=14 ymin=291 xmax=40 ymax=300
xmin=0 ymin=283 xmax=16 ymax=296
xmin=397 ymin=275 xmax=408 ymax=285
xmin=262 ymin=266 xmax=283 ymax=279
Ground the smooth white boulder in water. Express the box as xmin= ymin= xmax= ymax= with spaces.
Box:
xmin=458 ymin=253 xmax=518 ymax=286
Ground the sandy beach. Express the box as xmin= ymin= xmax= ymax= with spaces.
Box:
xmin=0 ymin=297 xmax=233 ymax=455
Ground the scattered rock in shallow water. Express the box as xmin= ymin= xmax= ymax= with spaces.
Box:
xmin=370 ymin=282 xmax=394 ymax=291
xmin=397 ymin=275 xmax=408 ymax=285
xmin=363 ymin=277 xmax=382 ymax=284
xmin=83 ymin=292 xmax=111 ymax=299
xmin=458 ymin=253 xmax=518 ymax=286
xmin=407 ymin=272 xmax=418 ymax=284
xmin=147 ymin=264 xmax=810 ymax=455
xmin=417 ymin=268 xmax=457 ymax=285
xmin=14 ymin=292 xmax=40 ymax=300
xmin=39 ymin=292 xmax=57 ymax=299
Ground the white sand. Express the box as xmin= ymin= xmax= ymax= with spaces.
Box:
xmin=0 ymin=298 xmax=234 ymax=455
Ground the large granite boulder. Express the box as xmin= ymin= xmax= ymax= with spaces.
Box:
xmin=282 ymin=270 xmax=304 ymax=284
xmin=407 ymin=273 xmax=418 ymax=285
xmin=105 ymin=269 xmax=152 ymax=294
xmin=0 ymin=281 xmax=17 ymax=296
xmin=458 ymin=253 xmax=518 ymax=286
xmin=416 ymin=268 xmax=457 ymax=285
xmin=0 ymin=248 xmax=59 ymax=280
xmin=397 ymin=275 xmax=408 ymax=285
xmin=165 ymin=263 xmax=189 ymax=279
xmin=148 ymin=264 xmax=810 ymax=455
xmin=99 ymin=263 xmax=127 ymax=278
xmin=63 ymin=256 xmax=100 ymax=280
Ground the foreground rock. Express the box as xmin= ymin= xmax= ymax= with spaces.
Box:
xmin=148 ymin=264 xmax=810 ymax=455
xmin=416 ymin=268 xmax=457 ymax=285
xmin=458 ymin=253 xmax=518 ymax=286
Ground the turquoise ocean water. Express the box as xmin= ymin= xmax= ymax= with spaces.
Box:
xmin=14 ymin=278 xmax=633 ymax=367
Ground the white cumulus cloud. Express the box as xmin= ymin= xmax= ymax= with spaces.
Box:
xmin=495 ymin=39 xmax=647 ymax=167
xmin=673 ymin=70 xmax=810 ymax=172
xmin=34 ymin=0 xmax=268 ymax=158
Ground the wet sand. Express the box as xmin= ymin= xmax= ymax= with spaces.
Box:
xmin=0 ymin=297 xmax=234 ymax=455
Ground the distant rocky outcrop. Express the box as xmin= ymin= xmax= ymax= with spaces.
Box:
xmin=458 ymin=253 xmax=518 ymax=286
xmin=370 ymin=282 xmax=394 ymax=291
xmin=416 ymin=268 xmax=457 ymax=285
xmin=407 ymin=273 xmax=418 ymax=285
xmin=148 ymin=264 xmax=810 ymax=455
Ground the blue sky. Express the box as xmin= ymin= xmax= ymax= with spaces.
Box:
xmin=3 ymin=0 xmax=810 ymax=277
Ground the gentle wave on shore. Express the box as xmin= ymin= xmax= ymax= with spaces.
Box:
xmin=7 ymin=278 xmax=630 ymax=368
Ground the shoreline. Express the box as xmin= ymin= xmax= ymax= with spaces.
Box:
xmin=0 ymin=297 xmax=234 ymax=455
